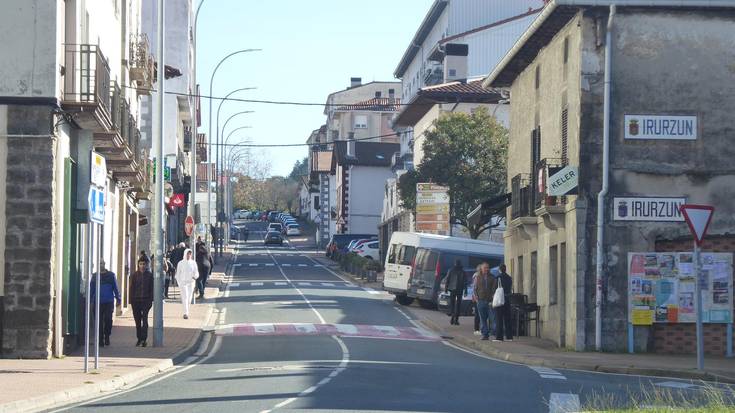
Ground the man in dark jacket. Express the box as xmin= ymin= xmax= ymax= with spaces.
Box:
xmin=196 ymin=244 xmax=213 ymax=299
xmin=129 ymin=258 xmax=154 ymax=347
xmin=472 ymin=262 xmax=494 ymax=340
xmin=492 ymin=264 xmax=514 ymax=342
xmin=444 ymin=259 xmax=466 ymax=325
xmin=91 ymin=261 xmax=121 ymax=347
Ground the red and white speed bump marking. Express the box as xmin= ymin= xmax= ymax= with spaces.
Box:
xmin=214 ymin=323 xmax=441 ymax=342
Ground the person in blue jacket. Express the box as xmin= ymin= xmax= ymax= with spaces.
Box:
xmin=91 ymin=260 xmax=121 ymax=347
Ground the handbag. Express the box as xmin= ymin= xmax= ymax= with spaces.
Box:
xmin=492 ymin=279 xmax=505 ymax=308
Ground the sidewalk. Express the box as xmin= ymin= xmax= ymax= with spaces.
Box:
xmin=0 ymin=252 xmax=232 ymax=413
xmin=410 ymin=305 xmax=735 ymax=384
xmin=310 ymin=254 xmax=384 ymax=289
xmin=311 ymin=250 xmax=735 ymax=384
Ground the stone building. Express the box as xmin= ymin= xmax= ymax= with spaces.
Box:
xmin=484 ymin=0 xmax=735 ymax=353
xmin=0 ymin=0 xmax=149 ymax=358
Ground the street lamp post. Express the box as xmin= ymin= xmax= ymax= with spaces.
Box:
xmin=206 ymin=48 xmax=260 ymax=255
xmin=152 ymin=0 xmax=165 ymax=347
xmin=190 ymin=0 xmax=206 ymax=244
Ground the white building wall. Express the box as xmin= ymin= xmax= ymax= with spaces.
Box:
xmin=0 ymin=0 xmax=59 ymax=98
xmin=348 ymin=165 xmax=394 ymax=235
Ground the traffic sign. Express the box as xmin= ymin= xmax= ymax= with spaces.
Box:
xmin=88 ymin=186 xmax=105 ymax=224
xmin=90 ymin=151 xmax=107 ymax=187
xmin=185 ymin=216 xmax=195 ymax=236
xmin=680 ymin=204 xmax=714 ymax=246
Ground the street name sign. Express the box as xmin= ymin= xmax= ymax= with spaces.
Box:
xmin=624 ymin=114 xmax=698 ymax=140
xmin=613 ymin=197 xmax=686 ymax=222
xmin=88 ymin=186 xmax=105 ymax=224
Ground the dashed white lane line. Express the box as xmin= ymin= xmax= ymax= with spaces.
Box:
xmin=655 ymin=381 xmax=697 ymax=389
xmin=249 ymin=263 xmax=258 ymax=267
xmin=250 ymin=282 xmax=263 ymax=287
xmin=322 ymin=283 xmax=334 ymax=287
xmin=298 ymin=282 xmax=312 ymax=286
xmin=282 ymin=263 xmax=292 ymax=267
xmin=229 ymin=283 xmax=240 ymax=287
xmin=298 ymin=263 xmax=308 ymax=267
xmin=548 ymin=393 xmax=580 ymax=413
xmin=274 ymin=282 xmax=288 ymax=286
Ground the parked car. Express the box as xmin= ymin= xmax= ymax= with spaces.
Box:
xmin=353 ymin=240 xmax=379 ymax=260
xmin=348 ymin=238 xmax=378 ymax=252
xmin=268 ymin=211 xmax=278 ymax=222
xmin=230 ymin=225 xmax=249 ymax=241
xmin=326 ymin=234 xmax=377 ymax=258
xmin=264 ymin=231 xmax=284 ymax=245
xmin=286 ymin=223 xmax=301 ymax=236
xmin=383 ymin=232 xmax=503 ymax=308
xmin=267 ymin=223 xmax=283 ymax=233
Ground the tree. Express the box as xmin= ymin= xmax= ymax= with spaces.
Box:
xmin=288 ymin=157 xmax=309 ymax=181
xmin=398 ymin=107 xmax=508 ymax=239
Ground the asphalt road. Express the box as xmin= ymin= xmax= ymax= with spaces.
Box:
xmin=54 ymin=220 xmax=733 ymax=413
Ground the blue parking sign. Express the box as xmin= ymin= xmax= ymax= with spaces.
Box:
xmin=88 ymin=186 xmax=105 ymax=224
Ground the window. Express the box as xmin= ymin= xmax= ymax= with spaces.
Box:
xmin=530 ymin=252 xmax=538 ymax=303
xmin=354 ymin=115 xmax=367 ymax=129
xmin=563 ymin=37 xmax=569 ymax=64
xmin=549 ymin=245 xmax=558 ymax=305
xmin=375 ymin=91 xmax=382 ymax=98
xmin=314 ymin=196 xmax=320 ymax=209
xmin=399 ymin=245 xmax=416 ymax=265
xmin=531 ymin=126 xmax=541 ymax=175
xmin=423 ymin=251 xmax=439 ymax=271
xmin=560 ymin=242 xmax=566 ymax=303
xmin=449 ymin=69 xmax=457 ymax=77
xmin=517 ymin=255 xmax=524 ymax=294
xmin=387 ymin=244 xmax=398 ymax=264
xmin=535 ymin=65 xmax=541 ymax=89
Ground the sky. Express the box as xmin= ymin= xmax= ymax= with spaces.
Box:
xmin=196 ymin=0 xmax=434 ymax=177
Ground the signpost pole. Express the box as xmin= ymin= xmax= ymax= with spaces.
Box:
xmin=94 ymin=224 xmax=101 ymax=370
xmin=627 ymin=323 xmax=634 ymax=354
xmin=727 ymin=323 xmax=733 ymax=358
xmin=84 ymin=224 xmax=91 ymax=373
xmin=694 ymin=241 xmax=704 ymax=371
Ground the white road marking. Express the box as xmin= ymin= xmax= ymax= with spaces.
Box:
xmin=334 ymin=324 xmax=359 ymax=335
xmin=548 ymin=393 xmax=580 ymax=413
xmin=250 ymin=282 xmax=264 ymax=287
xmin=232 ymin=263 xmax=242 ymax=268
xmin=322 ymin=283 xmax=335 ymax=287
xmin=265 ymin=263 xmax=275 ymax=266
xmin=656 ymin=381 xmax=697 ymax=389
xmin=313 ymin=264 xmax=324 ymax=267
xmin=298 ymin=263 xmax=308 ymax=267
xmin=249 ymin=263 xmax=258 ymax=267
xmin=274 ymin=282 xmax=288 ymax=286
xmin=281 ymin=263 xmax=292 ymax=267
xmin=364 ymin=288 xmax=381 ymax=295
xmin=294 ymin=324 xmax=318 ymax=334
xmin=253 ymin=324 xmax=275 ymax=334
xmin=531 ymin=366 xmax=566 ymax=381
xmin=229 ymin=283 xmax=240 ymax=287
xmin=541 ymin=374 xmax=567 ymax=380
xmin=298 ymin=282 xmax=312 ymax=286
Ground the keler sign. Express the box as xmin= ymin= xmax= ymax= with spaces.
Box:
xmin=546 ymin=166 xmax=578 ymax=196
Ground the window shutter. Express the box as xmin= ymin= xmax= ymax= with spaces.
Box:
xmin=561 ymin=109 xmax=569 ymax=165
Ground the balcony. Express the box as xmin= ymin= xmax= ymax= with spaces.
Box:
xmin=62 ymin=44 xmax=113 ymax=131
xmin=534 ymin=158 xmax=568 ymax=210
xmin=129 ymin=34 xmax=154 ymax=95
xmin=511 ymin=174 xmax=534 ymax=220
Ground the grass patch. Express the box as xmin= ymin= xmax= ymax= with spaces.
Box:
xmin=584 ymin=382 xmax=735 ymax=412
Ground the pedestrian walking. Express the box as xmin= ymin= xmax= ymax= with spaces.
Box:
xmin=444 ymin=259 xmax=466 ymax=325
xmin=493 ymin=264 xmax=514 ymax=342
xmin=90 ymin=261 xmax=121 ymax=347
xmin=175 ymin=248 xmax=198 ymax=319
xmin=164 ymin=246 xmax=175 ymax=299
xmin=139 ymin=250 xmax=150 ymax=268
xmin=195 ymin=243 xmax=213 ymax=299
xmin=472 ymin=262 xmax=494 ymax=341
xmin=129 ymin=258 xmax=154 ymax=347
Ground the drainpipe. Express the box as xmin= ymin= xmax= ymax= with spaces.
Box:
xmin=595 ymin=5 xmax=616 ymax=352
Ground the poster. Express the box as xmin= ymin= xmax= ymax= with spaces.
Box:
xmin=628 ymin=252 xmax=733 ymax=324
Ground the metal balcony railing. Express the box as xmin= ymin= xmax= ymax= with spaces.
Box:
xmin=511 ymin=174 xmax=533 ymax=220
xmin=129 ymin=34 xmax=154 ymax=94
xmin=63 ymin=44 xmax=112 ymax=123
xmin=535 ymin=158 xmax=567 ymax=209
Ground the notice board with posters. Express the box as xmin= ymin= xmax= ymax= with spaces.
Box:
xmin=628 ymin=252 xmax=733 ymax=325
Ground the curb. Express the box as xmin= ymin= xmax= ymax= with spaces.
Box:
xmin=309 ymin=256 xmax=383 ymax=288
xmin=0 ymin=304 xmax=216 ymax=413
xmin=418 ymin=313 xmax=735 ymax=385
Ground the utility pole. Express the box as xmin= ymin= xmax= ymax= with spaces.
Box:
xmin=152 ymin=0 xmax=165 ymax=347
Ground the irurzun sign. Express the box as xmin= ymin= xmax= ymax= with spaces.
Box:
xmin=613 ymin=197 xmax=686 ymax=222
xmin=624 ymin=114 xmax=697 ymax=140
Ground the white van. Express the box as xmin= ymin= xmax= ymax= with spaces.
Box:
xmin=383 ymin=232 xmax=504 ymax=306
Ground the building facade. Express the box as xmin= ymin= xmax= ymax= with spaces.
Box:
xmin=1 ymin=0 xmax=149 ymax=358
xmin=486 ymin=1 xmax=735 ymax=353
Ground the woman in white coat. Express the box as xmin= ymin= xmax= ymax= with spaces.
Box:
xmin=175 ymin=248 xmax=199 ymax=319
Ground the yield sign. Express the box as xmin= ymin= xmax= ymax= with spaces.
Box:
xmin=679 ymin=204 xmax=714 ymax=246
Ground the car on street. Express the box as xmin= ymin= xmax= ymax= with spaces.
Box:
xmin=267 ymin=223 xmax=283 ymax=233
xmin=285 ymin=223 xmax=301 ymax=236
xmin=263 ymin=231 xmax=284 ymax=245
xmin=326 ymin=234 xmax=376 ymax=258
xmin=347 ymin=238 xmax=378 ymax=252
xmin=353 ymin=240 xmax=379 ymax=260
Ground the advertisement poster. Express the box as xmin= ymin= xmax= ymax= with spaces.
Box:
xmin=628 ymin=252 xmax=733 ymax=325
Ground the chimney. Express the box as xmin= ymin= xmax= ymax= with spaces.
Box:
xmin=350 ymin=77 xmax=362 ymax=88
xmin=443 ymin=43 xmax=469 ymax=82
xmin=347 ymin=135 xmax=355 ymax=157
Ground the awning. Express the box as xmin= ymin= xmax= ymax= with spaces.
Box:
xmin=467 ymin=193 xmax=512 ymax=227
